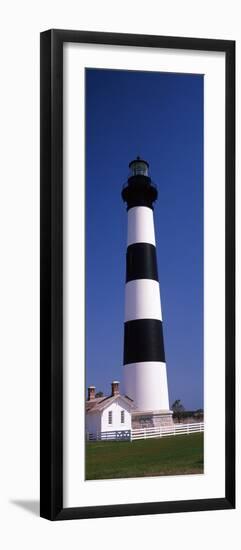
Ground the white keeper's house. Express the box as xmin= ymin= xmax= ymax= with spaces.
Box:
xmin=86 ymin=381 xmax=135 ymax=440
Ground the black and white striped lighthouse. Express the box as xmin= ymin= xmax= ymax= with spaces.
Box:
xmin=122 ymin=157 xmax=173 ymax=426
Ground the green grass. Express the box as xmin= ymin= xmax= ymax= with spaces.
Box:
xmin=85 ymin=432 xmax=204 ymax=480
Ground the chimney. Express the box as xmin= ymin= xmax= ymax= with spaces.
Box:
xmin=87 ymin=385 xmax=96 ymax=401
xmin=111 ymin=381 xmax=120 ymax=397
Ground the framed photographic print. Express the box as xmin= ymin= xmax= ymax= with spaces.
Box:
xmin=40 ymin=29 xmax=235 ymax=520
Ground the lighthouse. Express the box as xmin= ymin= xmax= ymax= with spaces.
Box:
xmin=122 ymin=157 xmax=173 ymax=427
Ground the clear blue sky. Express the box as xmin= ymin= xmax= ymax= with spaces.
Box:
xmin=85 ymin=68 xmax=203 ymax=410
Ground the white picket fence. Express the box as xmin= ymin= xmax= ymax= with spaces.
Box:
xmin=86 ymin=422 xmax=204 ymax=442
xmin=131 ymin=422 xmax=204 ymax=441
xmin=87 ymin=429 xmax=131 ymax=441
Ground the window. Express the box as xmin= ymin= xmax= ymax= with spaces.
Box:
xmin=130 ymin=160 xmax=148 ymax=177
xmin=108 ymin=411 xmax=112 ymax=424
xmin=121 ymin=410 xmax=125 ymax=423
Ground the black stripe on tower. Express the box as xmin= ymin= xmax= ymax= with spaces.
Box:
xmin=126 ymin=243 xmax=158 ymax=282
xmin=122 ymin=174 xmax=158 ymax=210
xmin=124 ymin=319 xmax=165 ymax=364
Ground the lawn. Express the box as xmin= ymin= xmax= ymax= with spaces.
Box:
xmin=85 ymin=432 xmax=204 ymax=480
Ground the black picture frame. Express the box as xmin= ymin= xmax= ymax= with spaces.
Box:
xmin=40 ymin=29 xmax=235 ymax=521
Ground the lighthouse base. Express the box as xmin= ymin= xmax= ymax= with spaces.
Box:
xmin=131 ymin=410 xmax=173 ymax=429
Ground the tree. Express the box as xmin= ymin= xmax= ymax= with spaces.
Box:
xmin=95 ymin=391 xmax=103 ymax=398
xmin=171 ymin=399 xmax=185 ymax=423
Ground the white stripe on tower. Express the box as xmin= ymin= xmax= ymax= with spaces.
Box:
xmin=127 ymin=206 xmax=156 ymax=246
xmin=124 ymin=362 xmax=170 ymax=411
xmin=125 ymin=279 xmax=162 ymax=322
xmin=122 ymin=157 xmax=170 ymax=413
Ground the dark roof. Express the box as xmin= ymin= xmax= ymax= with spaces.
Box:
xmin=86 ymin=393 xmax=134 ymax=414
xmin=86 ymin=396 xmax=106 ymax=413
xmin=129 ymin=157 xmax=149 ymax=168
